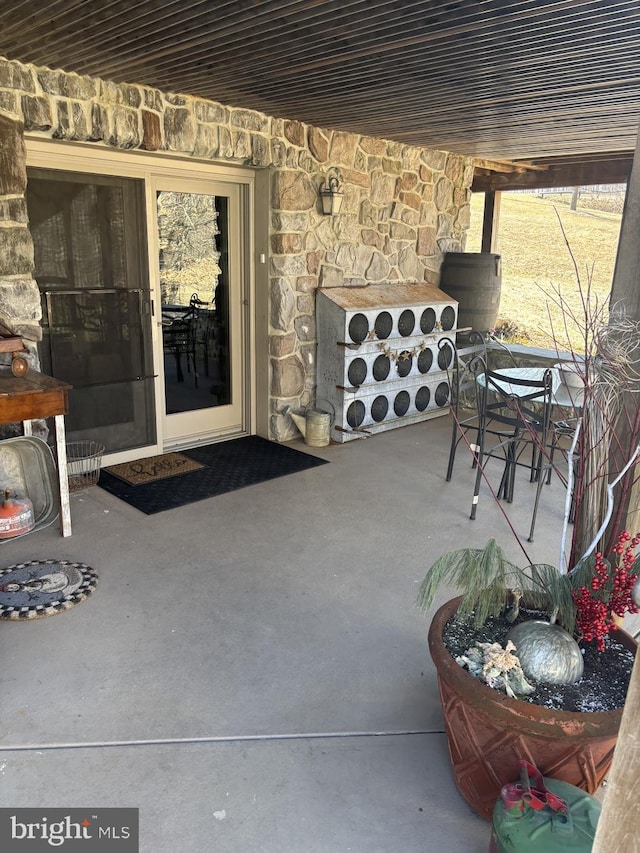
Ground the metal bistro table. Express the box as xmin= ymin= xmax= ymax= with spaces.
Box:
xmin=477 ymin=365 xmax=584 ymax=410
xmin=0 ymin=368 xmax=72 ymax=537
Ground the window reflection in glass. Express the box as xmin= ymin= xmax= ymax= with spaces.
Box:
xmin=157 ymin=191 xmax=231 ymax=413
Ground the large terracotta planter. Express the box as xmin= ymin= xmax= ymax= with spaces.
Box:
xmin=428 ymin=596 xmax=636 ymax=821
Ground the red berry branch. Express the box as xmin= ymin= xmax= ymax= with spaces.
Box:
xmin=572 ymin=531 xmax=640 ymax=650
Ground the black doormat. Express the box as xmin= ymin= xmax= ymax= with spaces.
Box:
xmin=97 ymin=435 xmax=329 ymax=514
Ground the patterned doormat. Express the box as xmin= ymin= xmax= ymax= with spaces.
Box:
xmin=98 ymin=435 xmax=329 ymax=515
xmin=104 ymin=452 xmax=205 ymax=485
xmin=0 ymin=560 xmax=98 ymax=620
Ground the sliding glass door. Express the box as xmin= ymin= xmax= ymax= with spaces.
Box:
xmin=26 ymin=148 xmax=251 ymax=461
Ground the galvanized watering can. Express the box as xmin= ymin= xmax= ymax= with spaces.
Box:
xmin=288 ymin=400 xmax=335 ymax=447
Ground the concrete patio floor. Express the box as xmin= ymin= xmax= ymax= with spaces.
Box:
xmin=0 ymin=416 xmax=582 ymax=851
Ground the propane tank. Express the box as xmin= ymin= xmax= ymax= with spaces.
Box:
xmin=0 ymin=489 xmax=35 ymax=539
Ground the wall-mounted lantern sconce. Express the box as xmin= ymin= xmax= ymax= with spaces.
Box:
xmin=319 ymin=168 xmax=344 ymax=215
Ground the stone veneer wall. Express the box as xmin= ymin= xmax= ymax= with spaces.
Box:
xmin=0 ymin=55 xmax=474 ymax=442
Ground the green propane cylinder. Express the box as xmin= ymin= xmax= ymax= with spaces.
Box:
xmin=489 ymin=761 xmax=601 ymax=853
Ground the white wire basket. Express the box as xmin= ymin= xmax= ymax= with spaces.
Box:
xmin=66 ymin=441 xmax=105 ymax=493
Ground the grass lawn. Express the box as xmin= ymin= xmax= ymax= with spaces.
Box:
xmin=465 ymin=193 xmax=623 ymax=351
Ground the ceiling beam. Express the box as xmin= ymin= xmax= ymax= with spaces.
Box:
xmin=473 ymin=159 xmax=547 ymax=174
xmin=472 ymin=158 xmax=634 ymax=192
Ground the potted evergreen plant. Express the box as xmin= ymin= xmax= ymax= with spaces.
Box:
xmin=418 ymin=280 xmax=640 ymax=820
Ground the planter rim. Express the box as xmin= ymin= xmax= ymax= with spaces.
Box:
xmin=428 ymin=595 xmax=636 ymax=734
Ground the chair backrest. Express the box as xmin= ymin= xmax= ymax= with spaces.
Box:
xmin=472 ymin=357 xmax=554 ymax=438
xmin=440 ymin=332 xmax=486 ymax=415
xmin=441 ymin=332 xmax=517 ymax=416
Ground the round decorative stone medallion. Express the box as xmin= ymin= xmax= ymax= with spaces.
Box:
xmin=0 ymin=560 xmax=98 ymax=620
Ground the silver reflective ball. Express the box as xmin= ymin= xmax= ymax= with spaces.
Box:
xmin=507 ymin=620 xmax=584 ymax=685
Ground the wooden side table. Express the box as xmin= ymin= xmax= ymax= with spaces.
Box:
xmin=0 ymin=368 xmax=73 ymax=537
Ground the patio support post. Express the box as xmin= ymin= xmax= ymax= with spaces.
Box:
xmin=608 ymin=120 xmax=640 ymax=537
xmin=611 ymin=120 xmax=640 ymax=544
xmin=610 ymin=118 xmax=640 ymax=315
xmin=480 ymin=190 xmax=501 ymax=253
xmin=594 ymin=118 xmax=640 ymax=851
xmin=592 ymin=652 xmax=640 ymax=850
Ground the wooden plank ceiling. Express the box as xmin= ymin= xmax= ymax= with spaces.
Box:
xmin=1 ymin=0 xmax=639 ymax=186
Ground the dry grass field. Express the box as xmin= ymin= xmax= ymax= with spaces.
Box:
xmin=465 ymin=192 xmax=623 ymax=350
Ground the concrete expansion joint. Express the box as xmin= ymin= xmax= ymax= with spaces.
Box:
xmin=0 ymin=727 xmax=446 ymax=752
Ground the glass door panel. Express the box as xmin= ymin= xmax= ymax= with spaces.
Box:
xmin=152 ymin=179 xmax=244 ymax=445
xmin=26 ymin=170 xmax=156 ymax=453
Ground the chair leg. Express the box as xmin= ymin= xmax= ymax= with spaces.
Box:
xmin=546 ymin=437 xmax=556 ymax=484
xmin=528 ymin=463 xmax=548 ymax=542
xmin=445 ymin=417 xmax=458 ymax=482
xmin=470 ymin=427 xmax=480 ymax=469
xmin=497 ymin=457 xmax=509 ymax=500
xmin=174 ymin=351 xmax=184 ymax=383
xmin=530 ymin=442 xmax=540 ymax=483
xmin=189 ymin=351 xmax=199 ymax=389
xmin=506 ymin=440 xmax=518 ymax=503
xmin=497 ymin=440 xmax=515 ymax=502
xmin=569 ymin=481 xmax=577 ymax=523
xmin=470 ymin=447 xmax=484 ymax=520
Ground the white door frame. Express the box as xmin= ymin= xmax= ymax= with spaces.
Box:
xmin=148 ymin=175 xmax=246 ymax=449
xmin=25 ymin=138 xmax=257 ymax=465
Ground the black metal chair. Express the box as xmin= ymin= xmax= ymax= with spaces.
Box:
xmin=162 ymin=303 xmax=199 ymax=386
xmin=469 ymin=356 xmax=554 ymax=542
xmin=441 ymin=334 xmax=485 ymax=481
xmin=189 ymin=291 xmax=217 ymax=379
xmin=442 ymin=332 xmax=518 ymax=482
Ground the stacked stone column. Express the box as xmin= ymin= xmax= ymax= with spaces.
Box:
xmin=0 ymin=110 xmax=43 ymax=437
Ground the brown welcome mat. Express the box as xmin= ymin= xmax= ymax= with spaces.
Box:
xmin=105 ymin=452 xmax=205 ymax=485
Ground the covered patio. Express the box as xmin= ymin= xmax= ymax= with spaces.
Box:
xmin=1 ymin=1 xmax=640 ymax=849
xmin=0 ymin=416 xmax=575 ymax=851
